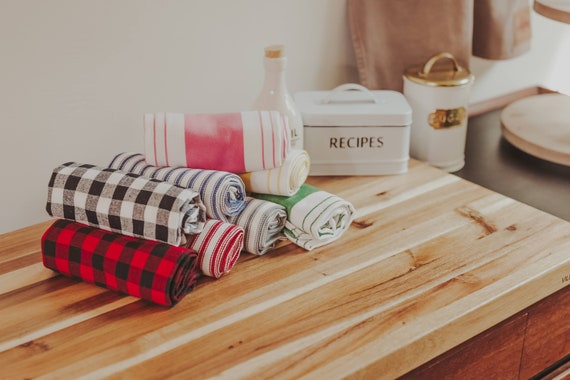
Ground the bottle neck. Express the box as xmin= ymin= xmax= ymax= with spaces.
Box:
xmin=262 ymin=57 xmax=288 ymax=91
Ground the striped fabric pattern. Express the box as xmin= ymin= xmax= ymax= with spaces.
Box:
xmin=46 ymin=162 xmax=206 ymax=246
xmin=229 ymin=197 xmax=287 ymax=255
xmin=108 ymin=152 xmax=246 ymax=222
xmin=187 ymin=219 xmax=244 ymax=278
xmin=239 ymin=149 xmax=311 ymax=196
xmin=41 ymin=219 xmax=200 ymax=306
xmin=252 ymin=184 xmax=355 ymax=250
xmin=144 ymin=111 xmax=290 ymax=173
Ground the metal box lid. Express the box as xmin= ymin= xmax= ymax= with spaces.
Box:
xmin=295 ymin=83 xmax=412 ymax=127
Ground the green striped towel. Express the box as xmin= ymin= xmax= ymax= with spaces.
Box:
xmin=252 ymin=184 xmax=355 ymax=250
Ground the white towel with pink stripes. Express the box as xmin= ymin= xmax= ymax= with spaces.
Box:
xmin=144 ymin=111 xmax=290 ymax=173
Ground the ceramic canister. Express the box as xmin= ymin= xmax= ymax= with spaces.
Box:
xmin=403 ymin=52 xmax=474 ymax=172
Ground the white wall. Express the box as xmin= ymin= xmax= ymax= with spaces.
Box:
xmin=1 ymin=0 xmax=569 ymax=234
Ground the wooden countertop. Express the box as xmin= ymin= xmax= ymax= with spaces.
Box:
xmin=1 ymin=159 xmax=570 ymax=379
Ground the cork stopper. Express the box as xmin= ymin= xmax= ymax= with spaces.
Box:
xmin=264 ymin=45 xmax=284 ymax=58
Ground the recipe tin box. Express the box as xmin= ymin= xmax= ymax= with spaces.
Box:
xmin=295 ymin=83 xmax=412 ymax=176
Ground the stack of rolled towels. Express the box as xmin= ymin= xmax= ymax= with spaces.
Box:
xmin=41 ymin=110 xmax=355 ymax=306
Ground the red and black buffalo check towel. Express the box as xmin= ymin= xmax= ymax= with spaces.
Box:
xmin=41 ymin=219 xmax=200 ymax=306
xmin=46 ymin=162 xmax=206 ymax=246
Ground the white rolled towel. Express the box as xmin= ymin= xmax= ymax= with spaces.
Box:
xmin=239 ymin=149 xmax=310 ymax=196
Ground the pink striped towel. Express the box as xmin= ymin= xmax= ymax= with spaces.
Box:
xmin=144 ymin=111 xmax=290 ymax=173
xmin=187 ymin=219 xmax=244 ymax=278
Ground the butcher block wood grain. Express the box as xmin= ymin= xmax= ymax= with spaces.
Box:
xmin=1 ymin=159 xmax=569 ymax=379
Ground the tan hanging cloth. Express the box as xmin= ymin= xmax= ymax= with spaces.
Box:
xmin=348 ymin=0 xmax=474 ymax=92
xmin=473 ymin=0 xmax=532 ymax=60
xmin=347 ymin=0 xmax=532 ymax=92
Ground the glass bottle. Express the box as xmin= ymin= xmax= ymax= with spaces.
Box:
xmin=252 ymin=45 xmax=304 ymax=150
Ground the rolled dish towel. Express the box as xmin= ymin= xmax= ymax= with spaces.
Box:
xmin=46 ymin=162 xmax=206 ymax=246
xmin=187 ymin=219 xmax=244 ymax=278
xmin=229 ymin=197 xmax=287 ymax=255
xmin=253 ymin=184 xmax=355 ymax=250
xmin=108 ymin=152 xmax=246 ymax=222
xmin=239 ymin=149 xmax=310 ymax=196
xmin=41 ymin=219 xmax=200 ymax=306
xmin=144 ymin=111 xmax=290 ymax=173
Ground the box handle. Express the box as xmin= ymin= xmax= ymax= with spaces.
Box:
xmin=321 ymin=83 xmax=378 ymax=104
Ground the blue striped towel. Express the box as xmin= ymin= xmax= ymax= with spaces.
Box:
xmin=109 ymin=153 xmax=246 ymax=222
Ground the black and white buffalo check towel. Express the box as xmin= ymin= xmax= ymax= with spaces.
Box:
xmin=46 ymin=162 xmax=206 ymax=246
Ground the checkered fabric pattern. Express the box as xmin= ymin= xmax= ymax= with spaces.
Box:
xmin=108 ymin=152 xmax=246 ymax=222
xmin=46 ymin=162 xmax=206 ymax=246
xmin=187 ymin=219 xmax=244 ymax=278
xmin=252 ymin=184 xmax=355 ymax=251
xmin=41 ymin=219 xmax=200 ymax=306
xmin=229 ymin=197 xmax=287 ymax=255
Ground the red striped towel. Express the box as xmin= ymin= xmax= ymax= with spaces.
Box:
xmin=187 ymin=219 xmax=244 ymax=278
xmin=144 ymin=111 xmax=290 ymax=173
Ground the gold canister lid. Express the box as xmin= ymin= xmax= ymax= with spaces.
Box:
xmin=404 ymin=52 xmax=474 ymax=87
